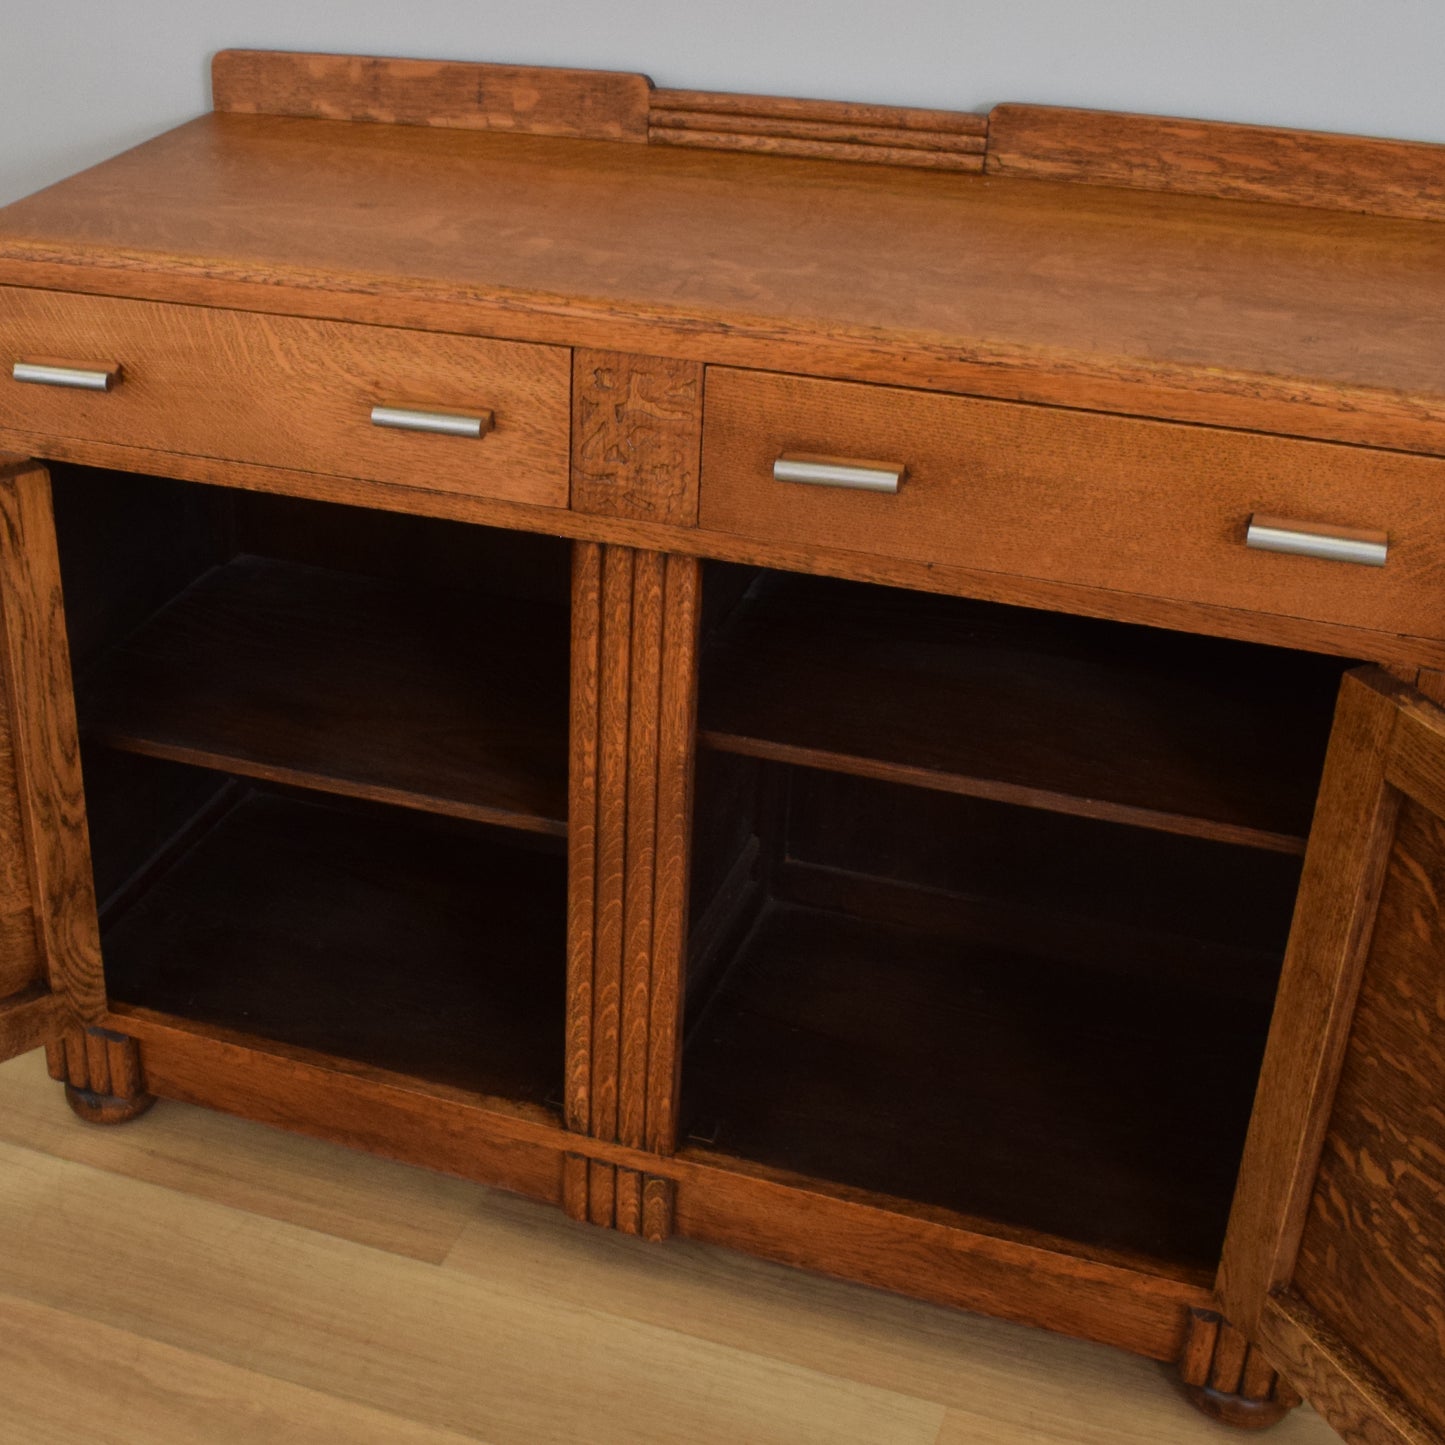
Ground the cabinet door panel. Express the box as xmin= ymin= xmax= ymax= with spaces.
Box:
xmin=1221 ymin=668 xmax=1445 ymax=1445
xmin=0 ymin=457 xmax=101 ymax=1062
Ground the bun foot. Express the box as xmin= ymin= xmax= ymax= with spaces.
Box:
xmin=1177 ymin=1309 xmax=1302 ymax=1430
xmin=46 ymin=1026 xmax=155 ymax=1126
xmin=63 ymin=1082 xmax=156 ymax=1125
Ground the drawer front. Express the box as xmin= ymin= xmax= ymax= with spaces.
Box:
xmin=0 ymin=289 xmax=571 ymax=506
xmin=701 ymin=367 xmax=1445 ymax=640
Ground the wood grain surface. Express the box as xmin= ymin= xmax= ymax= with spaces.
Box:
xmin=701 ymin=366 xmax=1445 ymax=641
xmin=1 ymin=113 xmax=1442 ymax=455
xmin=1219 ymin=672 xmax=1404 ymax=1328
xmin=0 ymin=550 xmax=40 ymax=1002
xmin=1289 ymin=794 xmax=1445 ymax=1438
xmin=213 ymin=49 xmax=652 ymax=142
xmin=0 ymin=288 xmax=571 ymax=506
xmin=0 ymin=464 xmax=105 ymax=1022
xmin=986 ymin=105 xmax=1445 ymax=221
xmin=0 ymin=427 xmax=1430 ymax=670
xmin=1255 ymin=1296 xmax=1437 ymax=1445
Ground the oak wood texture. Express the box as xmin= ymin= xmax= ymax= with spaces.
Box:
xmin=571 ymin=350 xmax=704 ymax=524
xmin=986 ymin=104 xmax=1445 ymax=221
xmin=0 ymin=989 xmax=61 ymax=1062
xmin=80 ymin=554 xmax=570 ymax=834
xmin=699 ymin=571 xmax=1342 ymax=852
xmin=2 ymin=115 xmax=1444 ymax=457
xmin=213 ymin=49 xmax=653 ymax=143
xmin=650 ymin=88 xmax=986 ymax=171
xmin=566 ymin=544 xmax=700 ymax=1230
xmin=701 ymin=366 xmax=1445 ymax=643
xmin=1254 ymin=1297 xmax=1438 ymax=1445
xmin=0 ymin=462 xmax=104 ymax=1022
xmin=671 ymin=1153 xmax=1209 ymax=1365
xmin=1287 ymin=792 xmax=1445 ymax=1439
xmin=1220 ymin=671 xmax=1445 ymax=1444
xmin=0 ymin=531 xmax=41 ymax=1003
xmin=0 ymin=288 xmax=571 ymax=506
xmin=5 ymin=424 xmax=1433 ymax=672
xmin=101 ymin=788 xmax=567 ymax=1107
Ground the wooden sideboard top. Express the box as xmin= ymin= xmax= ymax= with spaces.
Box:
xmin=0 ymin=51 xmax=1442 ymax=456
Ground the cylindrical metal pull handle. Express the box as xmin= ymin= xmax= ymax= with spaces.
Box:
xmin=13 ymin=360 xmax=121 ymax=392
xmin=370 ymin=405 xmax=493 ymax=439
xmin=1245 ymin=514 xmax=1388 ymax=568
xmin=773 ymin=453 xmax=906 ymax=494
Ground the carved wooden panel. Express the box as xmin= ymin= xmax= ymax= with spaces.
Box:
xmin=565 ymin=543 xmax=700 ymax=1234
xmin=571 ymin=352 xmax=703 ymax=525
xmin=650 ymin=90 xmax=986 ymax=171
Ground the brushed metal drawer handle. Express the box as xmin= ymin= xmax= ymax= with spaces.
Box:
xmin=370 ymin=405 xmax=494 ymax=439
xmin=13 ymin=360 xmax=121 ymax=392
xmin=774 ymin=453 xmax=906 ymax=494
xmin=1245 ymin=514 xmax=1388 ymax=568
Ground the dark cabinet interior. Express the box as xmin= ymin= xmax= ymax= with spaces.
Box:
xmin=682 ymin=565 xmax=1354 ymax=1275
xmin=52 ymin=463 xmax=573 ymax=1108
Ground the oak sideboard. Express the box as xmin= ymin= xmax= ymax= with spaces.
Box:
xmin=0 ymin=50 xmax=1442 ymax=1442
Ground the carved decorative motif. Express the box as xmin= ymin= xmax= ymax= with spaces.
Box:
xmin=650 ymin=89 xmax=986 ymax=171
xmin=571 ymin=352 xmax=704 ymax=525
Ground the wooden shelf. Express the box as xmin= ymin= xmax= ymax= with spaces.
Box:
xmin=682 ymin=901 xmax=1275 ymax=1270
xmin=81 ymin=555 xmax=570 ymax=834
xmin=101 ymin=788 xmax=566 ymax=1105
xmin=699 ymin=574 xmax=1345 ymax=852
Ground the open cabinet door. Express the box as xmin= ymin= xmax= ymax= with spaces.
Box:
xmin=0 ymin=457 xmax=105 ymax=1065
xmin=1220 ymin=668 xmax=1445 ymax=1445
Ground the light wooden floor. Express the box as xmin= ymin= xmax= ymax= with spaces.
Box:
xmin=0 ymin=1050 xmax=1340 ymax=1445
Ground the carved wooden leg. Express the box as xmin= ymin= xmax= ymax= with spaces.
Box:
xmin=45 ymin=1025 xmax=155 ymax=1124
xmin=1177 ymin=1308 xmax=1302 ymax=1429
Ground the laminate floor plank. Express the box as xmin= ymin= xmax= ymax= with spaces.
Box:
xmin=0 ymin=1050 xmax=479 ymax=1262
xmin=0 ymin=1052 xmax=1339 ymax=1443
xmin=0 ymin=1125 xmax=943 ymax=1443
xmin=444 ymin=1190 xmax=1340 ymax=1443
xmin=0 ymin=1293 xmax=484 ymax=1445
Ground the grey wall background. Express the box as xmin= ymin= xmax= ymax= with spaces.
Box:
xmin=2 ymin=0 xmax=1442 ymax=208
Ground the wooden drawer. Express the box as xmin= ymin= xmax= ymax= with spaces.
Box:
xmin=701 ymin=367 xmax=1445 ymax=640
xmin=0 ymin=288 xmax=570 ymax=506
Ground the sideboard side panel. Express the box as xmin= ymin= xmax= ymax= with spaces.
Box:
xmin=0 ymin=460 xmax=105 ymax=1024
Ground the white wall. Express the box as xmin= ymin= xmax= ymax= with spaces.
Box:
xmin=2 ymin=0 xmax=1442 ymax=207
